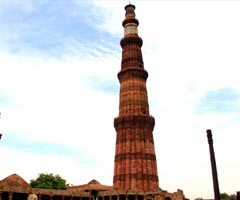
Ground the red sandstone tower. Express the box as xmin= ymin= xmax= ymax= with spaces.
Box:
xmin=113 ymin=4 xmax=159 ymax=192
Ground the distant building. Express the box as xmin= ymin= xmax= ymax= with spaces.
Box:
xmin=0 ymin=4 xmax=187 ymax=200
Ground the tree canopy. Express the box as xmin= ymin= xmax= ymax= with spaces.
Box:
xmin=220 ymin=193 xmax=236 ymax=200
xmin=30 ymin=173 xmax=69 ymax=190
xmin=194 ymin=193 xmax=236 ymax=200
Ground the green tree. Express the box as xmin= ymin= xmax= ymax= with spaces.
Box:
xmin=220 ymin=193 xmax=236 ymax=200
xmin=30 ymin=173 xmax=69 ymax=190
xmin=229 ymin=194 xmax=236 ymax=200
xmin=221 ymin=193 xmax=229 ymax=200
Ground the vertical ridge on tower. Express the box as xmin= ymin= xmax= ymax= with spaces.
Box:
xmin=113 ymin=4 xmax=159 ymax=192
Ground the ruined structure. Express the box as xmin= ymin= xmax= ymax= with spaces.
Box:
xmin=0 ymin=173 xmax=185 ymax=200
xmin=0 ymin=4 xmax=187 ymax=200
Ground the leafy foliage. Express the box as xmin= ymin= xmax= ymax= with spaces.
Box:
xmin=220 ymin=193 xmax=236 ymax=200
xmin=195 ymin=193 xmax=236 ymax=200
xmin=30 ymin=173 xmax=68 ymax=190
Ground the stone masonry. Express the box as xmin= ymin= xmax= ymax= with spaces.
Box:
xmin=113 ymin=4 xmax=159 ymax=192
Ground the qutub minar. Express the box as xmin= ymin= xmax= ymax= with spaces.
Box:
xmin=0 ymin=4 xmax=187 ymax=200
xmin=113 ymin=4 xmax=159 ymax=192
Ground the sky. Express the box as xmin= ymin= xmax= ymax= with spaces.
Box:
xmin=0 ymin=0 xmax=239 ymax=199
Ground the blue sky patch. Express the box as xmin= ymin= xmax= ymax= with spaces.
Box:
xmin=197 ymin=88 xmax=240 ymax=114
xmin=84 ymin=75 xmax=119 ymax=95
xmin=0 ymin=0 xmax=118 ymax=58
xmin=0 ymin=90 xmax=17 ymax=107
xmin=1 ymin=132 xmax=78 ymax=156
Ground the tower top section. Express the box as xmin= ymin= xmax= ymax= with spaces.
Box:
xmin=122 ymin=4 xmax=139 ymax=37
xmin=125 ymin=4 xmax=135 ymax=10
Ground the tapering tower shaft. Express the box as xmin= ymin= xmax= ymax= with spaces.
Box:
xmin=113 ymin=4 xmax=159 ymax=192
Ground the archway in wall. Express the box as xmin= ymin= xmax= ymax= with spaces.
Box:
xmin=40 ymin=195 xmax=50 ymax=200
xmin=73 ymin=197 xmax=81 ymax=200
xmin=1 ymin=192 xmax=9 ymax=200
xmin=53 ymin=195 xmax=62 ymax=200
xmin=119 ymin=194 xmax=126 ymax=200
xmin=128 ymin=195 xmax=135 ymax=200
xmin=112 ymin=195 xmax=118 ymax=200
xmin=13 ymin=192 xmax=28 ymax=200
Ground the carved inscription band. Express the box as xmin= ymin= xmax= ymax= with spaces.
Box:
xmin=114 ymin=115 xmax=155 ymax=129
xmin=115 ymin=152 xmax=156 ymax=161
xmin=118 ymin=68 xmax=148 ymax=82
xmin=120 ymin=37 xmax=143 ymax=47
xmin=114 ymin=174 xmax=159 ymax=182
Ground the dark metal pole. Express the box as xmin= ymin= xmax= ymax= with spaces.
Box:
xmin=207 ymin=129 xmax=220 ymax=200
xmin=237 ymin=192 xmax=240 ymax=200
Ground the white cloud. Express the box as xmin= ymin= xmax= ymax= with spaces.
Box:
xmin=0 ymin=48 xmax=117 ymax=189
xmin=0 ymin=145 xmax=114 ymax=185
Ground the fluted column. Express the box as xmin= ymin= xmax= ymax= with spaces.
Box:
xmin=113 ymin=4 xmax=159 ymax=192
xmin=9 ymin=193 xmax=13 ymax=200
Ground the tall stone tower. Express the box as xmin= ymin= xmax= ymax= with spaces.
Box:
xmin=113 ymin=4 xmax=159 ymax=192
